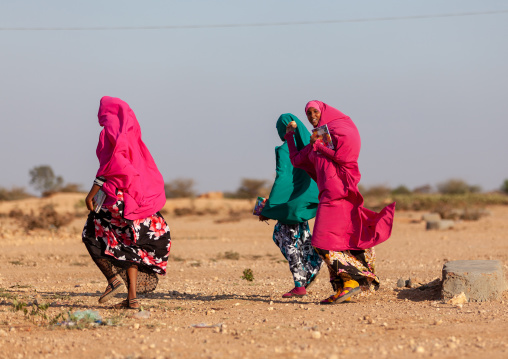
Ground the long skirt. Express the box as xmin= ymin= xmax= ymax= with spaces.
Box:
xmin=272 ymin=221 xmax=322 ymax=288
xmin=82 ymin=190 xmax=171 ymax=293
xmin=314 ymin=247 xmax=379 ymax=293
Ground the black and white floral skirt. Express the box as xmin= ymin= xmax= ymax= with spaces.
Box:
xmin=82 ymin=190 xmax=171 ymax=292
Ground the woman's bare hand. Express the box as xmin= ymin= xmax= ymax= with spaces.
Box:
xmin=85 ymin=183 xmax=101 ymax=211
xmin=286 ymin=121 xmax=297 ymax=134
xmin=258 ymin=214 xmax=269 ymax=222
xmin=310 ymin=132 xmax=318 ymax=146
xmin=85 ymin=193 xmax=94 ymax=211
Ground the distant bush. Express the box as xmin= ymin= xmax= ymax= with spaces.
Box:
xmin=165 ymin=178 xmax=196 ymax=198
xmin=225 ymin=178 xmax=271 ymax=199
xmin=413 ymin=184 xmax=433 ymax=194
xmin=0 ymin=187 xmax=32 ymax=201
xmin=29 ymin=165 xmax=64 ymax=196
xmin=392 ymin=193 xmax=508 ymax=211
xmin=22 ymin=204 xmax=74 ymax=230
xmin=391 ymin=185 xmax=411 ymax=195
xmin=59 ymin=183 xmax=83 ymax=193
xmin=501 ymin=179 xmax=508 ymax=194
xmin=437 ymin=179 xmax=481 ymax=195
xmin=14 ymin=204 xmax=74 ymax=231
xmin=363 ymin=185 xmax=391 ymax=197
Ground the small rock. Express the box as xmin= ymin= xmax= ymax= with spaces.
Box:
xmin=133 ymin=323 xmax=140 ymax=330
xmin=415 ymin=346 xmax=425 ymax=354
xmin=133 ymin=310 xmax=151 ymax=319
xmin=448 ymin=292 xmax=467 ymax=305
xmin=311 ymin=331 xmax=321 ymax=339
xmin=396 ymin=278 xmax=405 ymax=288
xmin=406 ymin=278 xmax=413 ymax=288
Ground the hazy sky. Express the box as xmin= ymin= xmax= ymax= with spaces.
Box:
xmin=1 ymin=1 xmax=507 ymax=194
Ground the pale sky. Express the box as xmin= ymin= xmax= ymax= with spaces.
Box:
xmin=1 ymin=1 xmax=507 ymax=194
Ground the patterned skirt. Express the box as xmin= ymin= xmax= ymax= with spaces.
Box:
xmin=314 ymin=247 xmax=379 ymax=293
xmin=82 ymin=190 xmax=171 ymax=293
xmin=272 ymin=222 xmax=322 ymax=288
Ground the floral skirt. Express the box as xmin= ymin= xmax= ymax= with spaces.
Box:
xmin=82 ymin=191 xmax=171 ymax=292
xmin=314 ymin=247 xmax=379 ymax=293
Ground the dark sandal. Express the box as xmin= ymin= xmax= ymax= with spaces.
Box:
xmin=127 ymin=298 xmax=140 ymax=310
xmin=113 ymin=298 xmax=140 ymax=310
xmin=99 ymin=278 xmax=124 ymax=304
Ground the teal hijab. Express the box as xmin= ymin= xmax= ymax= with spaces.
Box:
xmin=260 ymin=113 xmax=319 ymax=224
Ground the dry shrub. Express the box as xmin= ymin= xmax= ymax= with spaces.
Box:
xmin=9 ymin=208 xmax=24 ymax=219
xmin=436 ymin=207 xmax=489 ymax=221
xmin=0 ymin=187 xmax=33 ymax=201
xmin=22 ymin=204 xmax=74 ymax=230
xmin=165 ymin=178 xmax=196 ymax=198
xmin=173 ymin=205 xmax=221 ymax=217
xmin=225 ymin=178 xmax=271 ymax=199
xmin=214 ymin=210 xmax=244 ymax=224
xmin=217 ymin=251 xmax=240 ymax=260
xmin=363 ymin=185 xmax=391 ymax=198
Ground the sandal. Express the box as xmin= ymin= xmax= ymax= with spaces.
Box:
xmin=113 ymin=298 xmax=140 ymax=310
xmin=99 ymin=278 xmax=124 ymax=304
xmin=334 ymin=286 xmax=361 ymax=303
xmin=320 ymin=280 xmax=361 ymax=305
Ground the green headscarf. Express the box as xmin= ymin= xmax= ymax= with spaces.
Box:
xmin=260 ymin=113 xmax=319 ymax=224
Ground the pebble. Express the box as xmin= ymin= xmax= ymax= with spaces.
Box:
xmin=133 ymin=323 xmax=140 ymax=330
xmin=311 ymin=331 xmax=321 ymax=339
xmin=415 ymin=346 xmax=425 ymax=354
xmin=396 ymin=278 xmax=405 ymax=287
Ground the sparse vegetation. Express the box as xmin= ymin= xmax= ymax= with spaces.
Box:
xmin=23 ymin=204 xmax=74 ymax=230
xmin=225 ymin=178 xmax=271 ymax=199
xmin=0 ymin=186 xmax=32 ymax=201
xmin=501 ymin=179 xmax=508 ymax=195
xmin=218 ymin=251 xmax=240 ymax=260
xmin=241 ymin=268 xmax=254 ymax=282
xmin=29 ymin=165 xmax=64 ymax=196
xmin=437 ymin=179 xmax=481 ymax=195
xmin=165 ymin=178 xmax=197 ymax=198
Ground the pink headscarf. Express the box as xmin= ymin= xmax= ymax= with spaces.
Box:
xmin=304 ymin=100 xmax=349 ymax=127
xmin=96 ymin=96 xmax=166 ymax=220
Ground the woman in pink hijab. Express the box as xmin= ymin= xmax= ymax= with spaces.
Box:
xmin=82 ymin=96 xmax=171 ymax=310
xmin=285 ymin=100 xmax=395 ymax=304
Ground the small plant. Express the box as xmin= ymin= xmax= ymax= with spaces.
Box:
xmin=0 ymin=288 xmax=16 ymax=300
xmin=241 ymin=268 xmax=254 ymax=282
xmin=220 ymin=251 xmax=240 ymax=260
xmin=11 ymin=299 xmax=50 ymax=322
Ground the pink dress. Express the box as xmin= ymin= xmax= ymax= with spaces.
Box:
xmin=285 ymin=106 xmax=395 ymax=252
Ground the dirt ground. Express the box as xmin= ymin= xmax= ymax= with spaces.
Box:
xmin=0 ymin=194 xmax=507 ymax=359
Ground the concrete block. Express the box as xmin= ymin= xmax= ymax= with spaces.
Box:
xmin=426 ymin=219 xmax=454 ymax=230
xmin=442 ymin=260 xmax=507 ymax=302
xmin=422 ymin=213 xmax=441 ymax=222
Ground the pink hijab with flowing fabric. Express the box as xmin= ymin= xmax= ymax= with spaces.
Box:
xmin=285 ymin=100 xmax=395 ymax=251
xmin=96 ymin=96 xmax=166 ymax=220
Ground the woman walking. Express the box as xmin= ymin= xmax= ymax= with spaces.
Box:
xmin=285 ymin=101 xmax=395 ymax=304
xmin=259 ymin=114 xmax=322 ymax=298
xmin=82 ymin=96 xmax=171 ymax=309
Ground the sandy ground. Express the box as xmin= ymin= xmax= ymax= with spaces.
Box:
xmin=0 ymin=194 xmax=507 ymax=359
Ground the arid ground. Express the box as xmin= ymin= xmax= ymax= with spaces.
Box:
xmin=0 ymin=194 xmax=507 ymax=359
